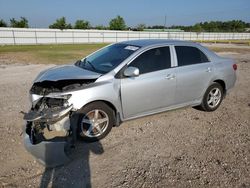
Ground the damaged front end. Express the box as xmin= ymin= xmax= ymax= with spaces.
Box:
xmin=23 ymin=64 xmax=100 ymax=167
xmin=24 ymin=80 xmax=97 ymax=168
xmin=23 ymin=94 xmax=74 ymax=167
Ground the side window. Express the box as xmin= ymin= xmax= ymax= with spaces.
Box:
xmin=175 ymin=46 xmax=209 ymax=66
xmin=129 ymin=47 xmax=171 ymax=74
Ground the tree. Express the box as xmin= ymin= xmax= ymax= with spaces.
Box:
xmin=230 ymin=20 xmax=245 ymax=32
xmin=150 ymin=25 xmax=165 ymax=29
xmin=136 ymin=24 xmax=146 ymax=31
xmin=109 ymin=15 xmax=126 ymax=30
xmin=49 ymin=17 xmax=72 ymax=30
xmin=0 ymin=19 xmax=7 ymax=27
xmin=193 ymin=23 xmax=203 ymax=32
xmin=169 ymin=20 xmax=249 ymax=32
xmin=74 ymin=20 xmax=90 ymax=29
xmin=10 ymin=17 xmax=29 ymax=28
xmin=95 ymin=25 xmax=107 ymax=30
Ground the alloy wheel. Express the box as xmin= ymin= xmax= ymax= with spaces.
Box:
xmin=207 ymin=88 xmax=222 ymax=108
xmin=80 ymin=109 xmax=109 ymax=138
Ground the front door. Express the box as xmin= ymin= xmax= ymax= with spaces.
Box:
xmin=121 ymin=46 xmax=176 ymax=119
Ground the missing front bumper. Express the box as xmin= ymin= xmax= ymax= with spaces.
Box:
xmin=24 ymin=133 xmax=71 ymax=168
xmin=23 ymin=105 xmax=73 ymax=123
xmin=23 ymin=105 xmax=77 ymax=167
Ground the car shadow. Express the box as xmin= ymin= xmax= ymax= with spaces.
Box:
xmin=192 ymin=106 xmax=204 ymax=111
xmin=39 ymin=141 xmax=104 ymax=188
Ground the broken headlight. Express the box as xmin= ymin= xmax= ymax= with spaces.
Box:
xmin=50 ymin=94 xmax=72 ymax=100
xmin=31 ymin=94 xmax=71 ymax=110
xmin=30 ymin=94 xmax=71 ymax=107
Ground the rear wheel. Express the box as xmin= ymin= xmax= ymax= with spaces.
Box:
xmin=200 ymin=83 xmax=223 ymax=111
xmin=77 ymin=102 xmax=114 ymax=142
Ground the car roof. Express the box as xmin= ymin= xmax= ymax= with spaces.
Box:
xmin=119 ymin=39 xmax=196 ymax=47
xmin=117 ymin=39 xmax=220 ymax=62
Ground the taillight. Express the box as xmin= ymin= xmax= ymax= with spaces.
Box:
xmin=233 ymin=64 xmax=237 ymax=71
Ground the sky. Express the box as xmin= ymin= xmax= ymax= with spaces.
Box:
xmin=0 ymin=0 xmax=249 ymax=28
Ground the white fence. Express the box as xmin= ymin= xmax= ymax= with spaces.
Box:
xmin=0 ymin=27 xmax=250 ymax=45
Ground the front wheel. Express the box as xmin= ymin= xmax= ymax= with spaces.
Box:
xmin=200 ymin=83 xmax=223 ymax=112
xmin=77 ymin=102 xmax=114 ymax=142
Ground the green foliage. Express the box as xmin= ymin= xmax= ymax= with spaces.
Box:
xmin=67 ymin=23 xmax=72 ymax=29
xmin=147 ymin=25 xmax=165 ymax=29
xmin=95 ymin=25 xmax=107 ymax=30
xmin=109 ymin=15 xmax=126 ymax=30
xmin=170 ymin=20 xmax=249 ymax=32
xmin=136 ymin=24 xmax=146 ymax=31
xmin=49 ymin=17 xmax=72 ymax=30
xmin=10 ymin=17 xmax=29 ymax=28
xmin=1 ymin=16 xmax=249 ymax=33
xmin=74 ymin=20 xmax=91 ymax=29
xmin=193 ymin=23 xmax=203 ymax=32
xmin=0 ymin=19 xmax=7 ymax=27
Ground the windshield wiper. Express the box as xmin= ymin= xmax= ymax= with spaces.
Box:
xmin=82 ymin=59 xmax=97 ymax=71
xmin=86 ymin=60 xmax=97 ymax=71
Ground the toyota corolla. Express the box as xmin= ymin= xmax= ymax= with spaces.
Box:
xmin=23 ymin=39 xmax=237 ymax=167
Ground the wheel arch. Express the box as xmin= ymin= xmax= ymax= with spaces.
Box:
xmin=213 ymin=79 xmax=226 ymax=96
xmin=80 ymin=100 xmax=121 ymax=126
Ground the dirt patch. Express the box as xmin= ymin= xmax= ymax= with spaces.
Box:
xmin=203 ymin=43 xmax=250 ymax=54
xmin=0 ymin=49 xmax=250 ymax=187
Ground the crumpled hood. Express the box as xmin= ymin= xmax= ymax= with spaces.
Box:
xmin=34 ymin=64 xmax=102 ymax=83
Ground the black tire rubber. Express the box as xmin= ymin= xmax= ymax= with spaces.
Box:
xmin=77 ymin=102 xmax=114 ymax=142
xmin=200 ymin=82 xmax=224 ymax=112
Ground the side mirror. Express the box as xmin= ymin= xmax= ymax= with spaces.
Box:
xmin=123 ymin=66 xmax=139 ymax=77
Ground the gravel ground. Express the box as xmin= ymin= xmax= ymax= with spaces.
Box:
xmin=0 ymin=44 xmax=249 ymax=188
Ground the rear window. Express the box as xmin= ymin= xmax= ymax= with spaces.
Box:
xmin=175 ymin=46 xmax=209 ymax=66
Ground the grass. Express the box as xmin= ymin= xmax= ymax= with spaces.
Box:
xmin=0 ymin=44 xmax=108 ymax=53
xmin=0 ymin=44 xmax=108 ymax=64
xmin=0 ymin=41 xmax=249 ymax=65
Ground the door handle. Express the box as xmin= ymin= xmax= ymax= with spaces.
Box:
xmin=206 ymin=67 xmax=212 ymax=73
xmin=165 ymin=74 xmax=175 ymax=80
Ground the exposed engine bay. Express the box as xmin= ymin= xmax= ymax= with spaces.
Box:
xmin=30 ymin=79 xmax=96 ymax=95
xmin=24 ymin=97 xmax=73 ymax=144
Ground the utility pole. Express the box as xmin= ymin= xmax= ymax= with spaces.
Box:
xmin=164 ymin=14 xmax=167 ymax=31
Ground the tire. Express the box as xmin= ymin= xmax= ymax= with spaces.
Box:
xmin=200 ymin=83 xmax=223 ymax=112
xmin=77 ymin=102 xmax=114 ymax=142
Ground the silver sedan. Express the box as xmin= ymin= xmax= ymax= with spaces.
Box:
xmin=23 ymin=39 xmax=237 ymax=166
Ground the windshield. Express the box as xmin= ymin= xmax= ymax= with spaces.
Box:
xmin=76 ymin=43 xmax=140 ymax=74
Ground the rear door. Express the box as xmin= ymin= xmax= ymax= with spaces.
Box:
xmin=121 ymin=46 xmax=176 ymax=119
xmin=174 ymin=46 xmax=213 ymax=104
